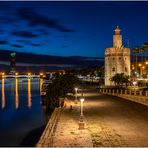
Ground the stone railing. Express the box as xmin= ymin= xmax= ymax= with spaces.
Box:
xmin=36 ymin=107 xmax=61 ymax=147
xmin=99 ymin=88 xmax=148 ymax=106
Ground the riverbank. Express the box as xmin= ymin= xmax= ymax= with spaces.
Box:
xmin=19 ymin=125 xmax=46 ymax=146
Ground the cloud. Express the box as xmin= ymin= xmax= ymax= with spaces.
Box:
xmin=0 ymin=40 xmax=8 ymax=45
xmin=29 ymin=43 xmax=43 ymax=47
xmin=12 ymin=31 xmax=38 ymax=38
xmin=57 ymin=26 xmax=75 ymax=33
xmin=35 ymin=29 xmax=49 ymax=35
xmin=16 ymin=39 xmax=30 ymax=44
xmin=18 ymin=8 xmax=75 ymax=33
xmin=16 ymin=39 xmax=43 ymax=47
xmin=11 ymin=44 xmax=23 ymax=48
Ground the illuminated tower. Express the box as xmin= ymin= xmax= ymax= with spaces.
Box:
xmin=105 ymin=26 xmax=130 ymax=86
xmin=10 ymin=52 xmax=16 ymax=74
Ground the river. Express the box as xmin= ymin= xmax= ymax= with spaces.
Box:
xmin=0 ymin=78 xmax=47 ymax=146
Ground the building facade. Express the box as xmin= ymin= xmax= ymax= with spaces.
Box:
xmin=105 ymin=26 xmax=130 ymax=86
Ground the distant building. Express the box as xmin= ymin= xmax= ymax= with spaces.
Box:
xmin=10 ymin=52 xmax=16 ymax=74
xmin=105 ymin=26 xmax=130 ymax=86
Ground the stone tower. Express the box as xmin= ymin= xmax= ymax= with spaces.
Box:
xmin=105 ymin=26 xmax=130 ymax=86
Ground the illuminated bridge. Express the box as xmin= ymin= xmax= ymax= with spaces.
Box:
xmin=3 ymin=74 xmax=40 ymax=78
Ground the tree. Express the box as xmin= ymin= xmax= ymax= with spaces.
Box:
xmin=110 ymin=73 xmax=130 ymax=88
xmin=45 ymin=73 xmax=80 ymax=110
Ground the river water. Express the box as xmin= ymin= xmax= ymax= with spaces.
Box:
xmin=0 ymin=78 xmax=47 ymax=146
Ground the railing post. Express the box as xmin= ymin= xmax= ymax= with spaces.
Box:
xmin=112 ymin=89 xmax=114 ymax=95
xmin=117 ymin=89 xmax=119 ymax=95
xmin=109 ymin=89 xmax=111 ymax=94
xmin=139 ymin=90 xmax=142 ymax=96
xmin=134 ymin=90 xmax=137 ymax=95
xmin=129 ymin=90 xmax=131 ymax=95
xmin=121 ymin=90 xmax=123 ymax=94
xmin=145 ymin=91 xmax=148 ymax=97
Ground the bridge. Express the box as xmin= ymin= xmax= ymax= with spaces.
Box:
xmin=2 ymin=75 xmax=40 ymax=78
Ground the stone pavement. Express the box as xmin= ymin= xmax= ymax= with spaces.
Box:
xmin=51 ymin=99 xmax=93 ymax=147
xmin=37 ymin=87 xmax=148 ymax=147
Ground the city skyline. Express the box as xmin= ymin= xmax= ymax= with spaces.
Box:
xmin=0 ymin=1 xmax=148 ymax=57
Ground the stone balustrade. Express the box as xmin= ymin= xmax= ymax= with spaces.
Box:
xmin=36 ymin=108 xmax=61 ymax=147
xmin=98 ymin=88 xmax=148 ymax=107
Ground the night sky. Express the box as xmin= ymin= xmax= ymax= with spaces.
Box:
xmin=0 ymin=1 xmax=148 ymax=57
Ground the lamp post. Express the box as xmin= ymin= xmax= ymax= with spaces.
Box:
xmin=133 ymin=81 xmax=137 ymax=90
xmin=74 ymin=87 xmax=78 ymax=104
xmin=80 ymin=98 xmax=84 ymax=117
xmin=78 ymin=98 xmax=85 ymax=130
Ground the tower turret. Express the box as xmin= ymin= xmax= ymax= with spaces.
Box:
xmin=113 ymin=26 xmax=122 ymax=48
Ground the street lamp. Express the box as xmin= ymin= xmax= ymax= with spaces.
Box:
xmin=74 ymin=87 xmax=78 ymax=104
xmin=75 ymin=87 xmax=78 ymax=94
xmin=133 ymin=81 xmax=137 ymax=90
xmin=80 ymin=98 xmax=84 ymax=117
xmin=78 ymin=98 xmax=85 ymax=130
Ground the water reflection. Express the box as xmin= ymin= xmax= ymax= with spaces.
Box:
xmin=1 ymin=78 xmax=42 ymax=109
xmin=40 ymin=78 xmax=43 ymax=95
xmin=28 ymin=78 xmax=32 ymax=108
xmin=2 ymin=78 xmax=5 ymax=109
xmin=15 ymin=78 xmax=19 ymax=109
xmin=0 ymin=77 xmax=46 ymax=146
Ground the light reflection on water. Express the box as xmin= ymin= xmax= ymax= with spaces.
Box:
xmin=1 ymin=78 xmax=5 ymax=109
xmin=0 ymin=78 xmax=45 ymax=146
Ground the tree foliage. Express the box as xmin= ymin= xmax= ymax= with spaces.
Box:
xmin=46 ymin=73 xmax=80 ymax=109
xmin=110 ymin=73 xmax=130 ymax=88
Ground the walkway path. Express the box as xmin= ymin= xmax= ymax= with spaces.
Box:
xmin=82 ymin=88 xmax=148 ymax=147
xmin=38 ymin=86 xmax=148 ymax=147
xmin=51 ymin=98 xmax=93 ymax=147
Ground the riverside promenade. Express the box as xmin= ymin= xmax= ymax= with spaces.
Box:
xmin=37 ymin=86 xmax=148 ymax=147
xmin=37 ymin=93 xmax=93 ymax=147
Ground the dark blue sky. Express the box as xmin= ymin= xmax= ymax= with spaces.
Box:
xmin=0 ymin=1 xmax=148 ymax=57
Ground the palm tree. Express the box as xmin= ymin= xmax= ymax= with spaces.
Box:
xmin=132 ymin=46 xmax=139 ymax=73
xmin=140 ymin=47 xmax=146 ymax=65
xmin=142 ymin=43 xmax=148 ymax=62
